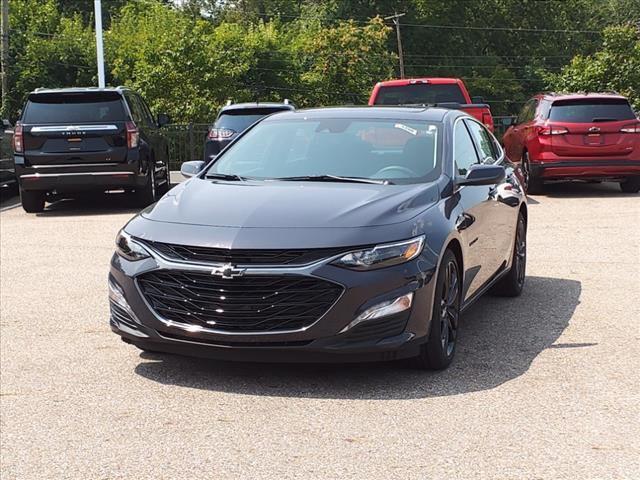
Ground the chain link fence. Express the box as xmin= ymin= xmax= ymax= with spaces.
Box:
xmin=164 ymin=123 xmax=210 ymax=170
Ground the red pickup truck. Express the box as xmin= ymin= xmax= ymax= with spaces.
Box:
xmin=369 ymin=78 xmax=494 ymax=131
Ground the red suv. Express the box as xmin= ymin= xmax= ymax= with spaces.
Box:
xmin=502 ymin=93 xmax=640 ymax=193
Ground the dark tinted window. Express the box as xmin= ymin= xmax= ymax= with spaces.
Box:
xmin=22 ymin=93 xmax=126 ymax=123
xmin=124 ymin=93 xmax=144 ymax=123
xmin=374 ymin=84 xmax=467 ymax=105
xmin=215 ymin=108 xmax=289 ymax=132
xmin=549 ymin=99 xmax=636 ymax=122
xmin=454 ymin=121 xmax=479 ymax=175
xmin=517 ymin=99 xmax=537 ymax=124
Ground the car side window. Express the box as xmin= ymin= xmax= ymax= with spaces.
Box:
xmin=124 ymin=93 xmax=143 ymax=123
xmin=453 ymin=120 xmax=479 ymax=176
xmin=136 ymin=95 xmax=155 ymax=126
xmin=465 ymin=119 xmax=495 ymax=164
xmin=516 ymin=99 xmax=537 ymax=124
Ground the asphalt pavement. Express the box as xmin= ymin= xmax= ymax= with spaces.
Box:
xmin=1 ymin=182 xmax=638 ymax=479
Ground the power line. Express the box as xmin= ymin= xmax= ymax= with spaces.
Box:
xmin=250 ymin=12 xmax=603 ymax=35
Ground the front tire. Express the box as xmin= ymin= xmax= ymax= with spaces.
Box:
xmin=412 ymin=249 xmax=460 ymax=370
xmin=619 ymin=177 xmax=640 ymax=193
xmin=20 ymin=188 xmax=45 ymax=213
xmin=491 ymin=212 xmax=527 ymax=297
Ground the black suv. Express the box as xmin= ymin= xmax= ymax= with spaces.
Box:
xmin=13 ymin=87 xmax=171 ymax=212
xmin=204 ymin=101 xmax=295 ymax=161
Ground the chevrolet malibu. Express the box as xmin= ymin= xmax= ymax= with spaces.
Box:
xmin=109 ymin=107 xmax=527 ymax=370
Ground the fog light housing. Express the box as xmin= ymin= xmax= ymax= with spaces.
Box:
xmin=340 ymin=292 xmax=413 ymax=333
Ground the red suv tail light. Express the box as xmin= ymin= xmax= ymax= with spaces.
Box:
xmin=12 ymin=123 xmax=24 ymax=153
xmin=620 ymin=123 xmax=640 ymax=133
xmin=538 ymin=126 xmax=569 ymax=136
xmin=207 ymin=128 xmax=235 ymax=140
xmin=126 ymin=121 xmax=139 ymax=149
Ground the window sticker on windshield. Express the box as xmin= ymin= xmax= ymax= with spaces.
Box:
xmin=394 ymin=123 xmax=418 ymax=136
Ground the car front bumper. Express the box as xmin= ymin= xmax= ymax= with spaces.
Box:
xmin=109 ymin=245 xmax=438 ymax=363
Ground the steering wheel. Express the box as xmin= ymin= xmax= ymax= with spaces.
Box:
xmin=373 ymin=165 xmax=418 ymax=178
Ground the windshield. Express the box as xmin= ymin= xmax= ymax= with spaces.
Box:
xmin=549 ymin=99 xmax=636 ymax=123
xmin=215 ymin=108 xmax=289 ymax=132
xmin=23 ymin=93 xmax=126 ymax=124
xmin=206 ymin=117 xmax=441 ymax=184
xmin=374 ymin=84 xmax=467 ymax=105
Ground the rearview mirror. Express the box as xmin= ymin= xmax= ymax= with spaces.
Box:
xmin=181 ymin=160 xmax=205 ymax=178
xmin=157 ymin=113 xmax=170 ymax=127
xmin=457 ymin=164 xmax=505 ymax=187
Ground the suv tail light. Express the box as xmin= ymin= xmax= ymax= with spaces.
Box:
xmin=482 ymin=112 xmax=492 ymax=128
xmin=620 ymin=123 xmax=640 ymax=133
xmin=208 ymin=128 xmax=235 ymax=140
xmin=12 ymin=123 xmax=23 ymax=153
xmin=126 ymin=121 xmax=139 ymax=149
xmin=538 ymin=126 xmax=568 ymax=136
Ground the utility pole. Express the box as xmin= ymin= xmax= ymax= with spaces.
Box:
xmin=1 ymin=0 xmax=9 ymax=116
xmin=385 ymin=12 xmax=406 ymax=79
xmin=94 ymin=0 xmax=105 ymax=88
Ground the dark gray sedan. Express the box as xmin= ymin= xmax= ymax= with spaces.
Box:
xmin=109 ymin=106 xmax=527 ymax=369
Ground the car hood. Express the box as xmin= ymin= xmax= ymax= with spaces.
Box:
xmin=141 ymin=177 xmax=440 ymax=229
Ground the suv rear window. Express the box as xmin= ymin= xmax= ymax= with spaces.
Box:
xmin=216 ymin=108 xmax=289 ymax=132
xmin=549 ymin=98 xmax=636 ymax=123
xmin=22 ymin=92 xmax=126 ymax=124
xmin=373 ymin=84 xmax=467 ymax=105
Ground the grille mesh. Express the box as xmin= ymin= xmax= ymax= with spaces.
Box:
xmin=137 ymin=239 xmax=352 ymax=266
xmin=137 ymin=270 xmax=343 ymax=333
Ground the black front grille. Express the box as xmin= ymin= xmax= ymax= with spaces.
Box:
xmin=137 ymin=271 xmax=343 ymax=333
xmin=137 ymin=239 xmax=351 ymax=266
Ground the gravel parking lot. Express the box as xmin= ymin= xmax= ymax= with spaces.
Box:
xmin=1 ymin=182 xmax=639 ymax=479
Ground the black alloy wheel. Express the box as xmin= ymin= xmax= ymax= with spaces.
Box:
xmin=491 ymin=212 xmax=527 ymax=297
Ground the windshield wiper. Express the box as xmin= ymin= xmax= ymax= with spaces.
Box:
xmin=275 ymin=175 xmax=391 ymax=185
xmin=205 ymin=172 xmax=247 ymax=181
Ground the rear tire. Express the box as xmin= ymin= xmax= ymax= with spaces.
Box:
xmin=619 ymin=177 xmax=640 ymax=193
xmin=491 ymin=212 xmax=527 ymax=297
xmin=411 ymin=249 xmax=460 ymax=370
xmin=523 ymin=152 xmax=543 ymax=195
xmin=135 ymin=169 xmax=157 ymax=207
xmin=20 ymin=188 xmax=45 ymax=213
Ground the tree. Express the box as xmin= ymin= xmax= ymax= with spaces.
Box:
xmin=547 ymin=25 xmax=640 ymax=110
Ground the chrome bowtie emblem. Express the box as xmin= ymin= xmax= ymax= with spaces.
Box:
xmin=212 ymin=263 xmax=246 ymax=279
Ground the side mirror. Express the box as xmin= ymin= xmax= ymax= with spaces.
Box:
xmin=457 ymin=164 xmax=505 ymax=187
xmin=471 ymin=96 xmax=485 ymax=104
xmin=180 ymin=160 xmax=205 ymax=178
xmin=157 ymin=113 xmax=170 ymax=127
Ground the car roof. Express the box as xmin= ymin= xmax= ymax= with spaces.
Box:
xmin=220 ymin=102 xmax=295 ymax=113
xmin=261 ymin=106 xmax=452 ymax=122
xmin=28 ymin=86 xmax=131 ymax=95
xmin=535 ymin=92 xmax=629 ymax=102
xmin=376 ymin=78 xmax=463 ymax=87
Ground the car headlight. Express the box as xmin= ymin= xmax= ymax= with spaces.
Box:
xmin=115 ymin=230 xmax=150 ymax=261
xmin=332 ymin=235 xmax=425 ymax=270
